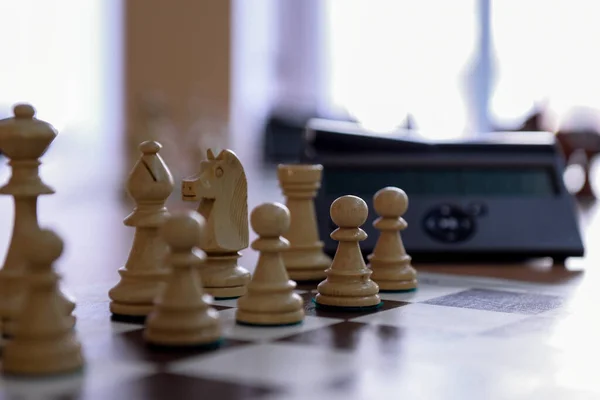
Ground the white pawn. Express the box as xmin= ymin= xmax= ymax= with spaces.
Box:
xmin=368 ymin=187 xmax=417 ymax=291
xmin=315 ymin=195 xmax=381 ymax=309
xmin=236 ymin=203 xmax=304 ymax=326
xmin=144 ymin=211 xmax=222 ymax=347
xmin=3 ymin=228 xmax=83 ymax=376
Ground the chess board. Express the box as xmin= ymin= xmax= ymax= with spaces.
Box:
xmin=0 ymin=271 xmax=594 ymax=400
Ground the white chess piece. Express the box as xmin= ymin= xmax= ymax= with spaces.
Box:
xmin=236 ymin=202 xmax=304 ymax=326
xmin=315 ymin=195 xmax=381 ymax=309
xmin=144 ymin=211 xmax=222 ymax=347
xmin=368 ymin=187 xmax=417 ymax=291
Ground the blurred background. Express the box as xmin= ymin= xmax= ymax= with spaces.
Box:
xmin=2 ymin=0 xmax=600 ymax=190
xmin=0 ymin=0 xmax=598 ymax=282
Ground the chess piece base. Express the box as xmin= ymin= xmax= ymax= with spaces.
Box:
xmin=108 ymin=268 xmax=169 ymax=317
xmin=314 ymin=293 xmax=381 ymax=308
xmin=4 ymin=307 xmax=77 ymax=340
xmin=202 ymin=253 xmax=250 ymax=299
xmin=316 ymin=275 xmax=380 ymax=307
xmin=0 ymin=270 xmax=26 ymax=338
xmin=235 ymin=309 xmax=305 ymax=326
xmin=284 ymin=248 xmax=331 ymax=281
xmin=109 ymin=303 xmax=154 ymax=318
xmin=370 ymin=256 xmax=418 ymax=292
xmin=313 ymin=297 xmax=383 ymax=311
xmin=378 ymin=279 xmax=418 ymax=291
xmin=2 ymin=335 xmax=84 ymax=376
xmin=236 ymin=291 xmax=304 ymax=325
xmin=144 ymin=303 xmax=222 ymax=347
xmin=144 ymin=322 xmax=222 ymax=347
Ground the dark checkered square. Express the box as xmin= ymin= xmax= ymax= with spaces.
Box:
xmin=82 ymin=328 xmax=251 ymax=366
xmin=85 ymin=372 xmax=283 ymax=400
xmin=423 ymin=288 xmax=563 ymax=315
xmin=278 ymin=320 xmax=463 ymax=353
xmin=299 ymin=291 xmax=408 ymax=319
xmin=278 ymin=321 xmax=401 ymax=352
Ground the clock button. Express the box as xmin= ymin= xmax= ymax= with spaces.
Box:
xmin=439 ymin=205 xmax=452 ymax=216
xmin=422 ymin=205 xmax=476 ymax=243
xmin=425 ymin=217 xmax=437 ymax=230
xmin=466 ymin=202 xmax=487 ymax=217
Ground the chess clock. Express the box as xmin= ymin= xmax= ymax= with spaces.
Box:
xmin=302 ymin=119 xmax=585 ymax=263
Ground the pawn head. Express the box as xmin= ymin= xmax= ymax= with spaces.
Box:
xmin=374 ymin=186 xmax=408 ymax=217
xmin=162 ymin=211 xmax=205 ymax=249
xmin=14 ymin=103 xmax=36 ymax=119
xmin=330 ymin=195 xmax=368 ymax=228
xmin=139 ymin=140 xmax=162 ymax=154
xmin=251 ymin=202 xmax=290 ymax=237
xmin=28 ymin=228 xmax=64 ymax=265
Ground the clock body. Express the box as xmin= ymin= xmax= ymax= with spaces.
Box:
xmin=303 ymin=119 xmax=585 ymax=262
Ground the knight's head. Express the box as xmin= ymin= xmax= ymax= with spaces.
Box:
xmin=182 ymin=148 xmax=249 ymax=250
xmin=182 ymin=149 xmax=230 ymax=200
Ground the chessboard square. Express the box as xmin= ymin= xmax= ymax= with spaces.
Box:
xmin=298 ymin=292 xmax=408 ymax=320
xmin=353 ymin=303 xmax=528 ymax=335
xmin=482 ymin=316 xmax=557 ymax=338
xmin=423 ymin=288 xmax=564 ymax=315
xmin=167 ymin=342 xmax=359 ymax=389
xmin=378 ymin=283 xmax=470 ymax=303
xmin=211 ymin=290 xmax=308 ymax=309
xmin=0 ymin=358 xmax=157 ymax=399
xmin=86 ymin=371 xmax=283 ymax=400
xmin=482 ymin=311 xmax=600 ymax=357
xmin=82 ymin=328 xmax=250 ymax=365
xmin=74 ymin=301 xmax=144 ymax=336
xmin=277 ymin=320 xmax=461 ymax=355
xmin=218 ymin=308 xmax=342 ymax=341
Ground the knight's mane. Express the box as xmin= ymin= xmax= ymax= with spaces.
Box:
xmin=214 ymin=152 xmax=249 ymax=250
xmin=230 ymin=162 xmax=248 ymax=246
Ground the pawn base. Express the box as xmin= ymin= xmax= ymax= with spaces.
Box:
xmin=380 ymin=287 xmax=417 ymax=293
xmin=377 ymin=279 xmax=418 ymax=292
xmin=202 ymin=253 xmax=251 ymax=299
xmin=109 ymin=302 xmax=154 ymax=320
xmin=313 ymin=297 xmax=383 ymax=312
xmin=144 ymin=329 xmax=222 ymax=348
xmin=236 ymin=319 xmax=303 ymax=328
xmin=284 ymin=249 xmax=331 ymax=281
xmin=2 ymin=340 xmax=84 ymax=376
xmin=107 ymin=269 xmax=169 ymax=319
xmin=144 ymin=310 xmax=222 ymax=347
xmin=314 ymin=293 xmax=381 ymax=309
xmin=235 ymin=309 xmax=304 ymax=326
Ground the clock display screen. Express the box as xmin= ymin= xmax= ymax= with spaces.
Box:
xmin=324 ymin=167 xmax=558 ymax=196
